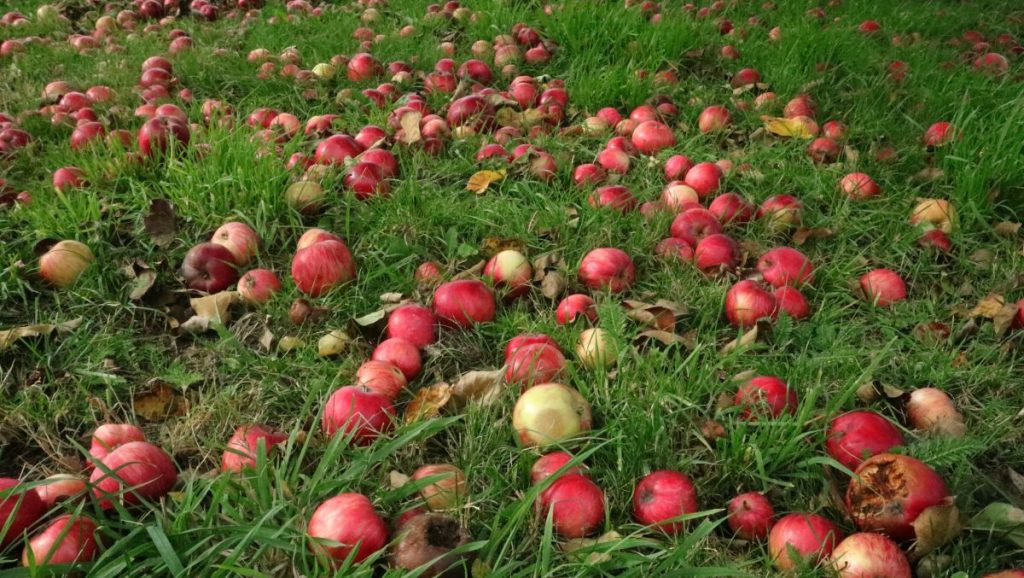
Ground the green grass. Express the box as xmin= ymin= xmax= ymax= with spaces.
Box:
xmin=2 ymin=0 xmax=1024 ymax=576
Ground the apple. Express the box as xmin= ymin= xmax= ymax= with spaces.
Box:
xmin=725 ymin=280 xmax=777 ymax=328
xmin=758 ymin=194 xmax=803 ymax=232
xmin=387 ymin=304 xmax=437 ymax=348
xmin=21 ymin=515 xmax=99 ymax=568
xmin=596 ymin=147 xmax=630 ymax=174
xmin=694 ymin=234 xmax=739 ymax=273
xmin=768 ymin=513 xmax=843 ymax=570
xmin=138 ymin=116 xmax=190 ymax=156
xmin=773 ymin=286 xmax=810 ymax=319
xmin=826 ymin=411 xmax=904 ymax=471
xmin=536 ymin=473 xmax=605 ymax=538
xmin=576 ymin=328 xmax=618 ymax=369
xmin=505 ymin=343 xmax=566 ymax=387
xmin=822 ymin=120 xmax=847 ymax=141
xmin=656 ymin=237 xmax=695 ymax=262
xmin=807 ymin=137 xmax=840 ymax=163
xmin=432 ymin=280 xmax=496 ymax=327
xmin=238 ymin=269 xmax=282 ymax=303
xmin=661 ymin=182 xmax=701 ymax=211
xmin=731 ymin=67 xmax=761 ymax=88
xmin=297 ymin=228 xmax=342 ymax=251
xmin=512 ymin=383 xmax=592 ymax=447
xmin=734 ymin=375 xmax=797 ymax=419
xmin=344 ymin=162 xmax=390 ymax=199
xmin=831 ymin=533 xmax=912 ymax=578
xmin=211 ymin=221 xmax=260 ymax=266
xmin=683 ymin=162 xmax=722 ymax=197
xmin=90 ymin=441 xmax=177 ymax=509
xmin=918 ymin=230 xmax=953 ymax=253
xmin=906 ymin=387 xmax=966 ymax=437
xmin=923 ymin=121 xmax=953 ymax=147
xmin=556 ymin=294 xmax=597 ymax=325
xmin=663 ymin=155 xmax=693 ymax=180
xmin=0 ymin=478 xmax=46 ymax=548
xmin=308 ymin=493 xmax=388 ymax=565
xmin=322 ymin=386 xmax=395 ymax=445
xmin=221 ymin=424 xmax=288 ymax=473
xmin=757 ymin=247 xmax=814 ymax=288
xmin=727 ymin=492 xmax=774 ymax=540
xmin=671 ymin=208 xmax=722 ymax=246
xmin=698 ymin=105 xmax=730 ymax=133
xmin=356 ymin=361 xmax=407 ymax=400
xmin=70 ymin=122 xmax=106 ymax=150
xmin=39 ymin=240 xmax=93 ymax=288
xmin=181 ymin=243 xmax=238 ymax=293
xmin=53 ymin=167 xmax=86 ymax=192
xmin=632 ymin=470 xmax=698 ymax=534
xmin=783 ymin=95 xmax=817 ymax=119
xmin=708 ymin=193 xmax=756 ymax=224
xmin=88 ymin=424 xmax=146 ymax=466
xmin=484 ymin=250 xmax=533 ymax=298
xmin=631 ymin=120 xmax=675 ymax=154
xmin=314 ymin=134 xmax=365 ymax=165
xmin=291 ymin=240 xmax=357 ymax=297
xmin=531 ymin=452 xmax=587 ymax=484
xmin=859 ymin=268 xmax=906 ymax=307
xmin=372 ymin=338 xmax=422 ymax=381
xmin=578 ymin=248 xmax=635 ymax=293
xmin=839 ymin=173 xmax=880 ymax=199
xmin=506 ymin=334 xmax=560 ymax=361
xmin=415 ymin=261 xmax=444 ymax=286
xmin=910 ymin=198 xmax=956 ymax=232
xmin=411 ymin=464 xmax=467 ymax=510
xmin=846 ymin=453 xmax=949 ymax=542
xmin=347 ymin=52 xmax=382 ymax=81
xmin=34 ymin=475 xmax=87 ymax=508
xmin=573 ymin=163 xmax=607 ymax=186
xmin=588 ymin=185 xmax=638 ymax=212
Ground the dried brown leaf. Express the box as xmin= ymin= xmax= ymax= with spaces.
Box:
xmin=635 ymin=330 xmax=691 ymax=348
xmin=969 ymin=293 xmax=1006 ymax=318
xmin=133 ymin=380 xmax=189 ymax=422
xmin=561 ymin=531 xmax=622 ymax=564
xmin=451 ymin=369 xmax=506 ymax=407
xmin=720 ymin=325 xmax=758 ymax=354
xmin=0 ymin=319 xmax=83 ymax=351
xmin=466 ymin=170 xmax=506 ymax=194
xmin=911 ymin=503 xmax=962 ymax=558
xmin=623 ymin=300 xmax=686 ymax=331
xmin=259 ymin=328 xmax=274 ymax=351
xmin=144 ymin=199 xmax=177 ymax=247
xmin=792 ymin=227 xmax=834 ymax=246
xmin=994 ymin=221 xmax=1021 ymax=237
xmin=993 ymin=302 xmax=1021 ymax=337
xmin=540 ymin=271 xmax=566 ymax=300
xmin=481 ymin=237 xmax=525 ymax=257
xmin=405 ymin=383 xmax=452 ymax=423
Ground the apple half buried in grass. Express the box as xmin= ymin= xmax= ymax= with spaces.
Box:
xmin=632 ymin=470 xmax=698 ymax=535
xmin=556 ymin=294 xmax=597 ymax=325
xmin=734 ymin=375 xmax=797 ymax=419
xmin=89 ymin=441 xmax=177 ymax=509
xmin=768 ymin=513 xmax=843 ymax=570
xmin=22 ymin=514 xmax=100 ymax=568
xmin=221 ymin=424 xmax=288 ymax=473
xmin=505 ymin=343 xmax=566 ymax=388
xmin=512 ymin=383 xmax=592 ymax=447
xmin=0 ymin=478 xmax=46 ymax=548
xmin=859 ymin=268 xmax=906 ymax=307
xmin=308 ymin=493 xmax=388 ymax=566
xmin=531 ymin=451 xmax=587 ymax=485
xmin=536 ymin=473 xmax=605 ymax=539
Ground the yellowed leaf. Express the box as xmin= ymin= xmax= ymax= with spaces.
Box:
xmin=993 ymin=302 xmax=1021 ymax=337
xmin=911 ymin=503 xmax=962 ymax=558
xmin=182 ymin=292 xmax=238 ymax=332
xmin=466 ymin=169 xmax=506 ymax=194
xmin=450 ymin=369 xmax=506 ymax=407
xmin=389 ymin=470 xmax=410 ymax=489
xmin=133 ymin=380 xmax=188 ymax=422
xmin=0 ymin=318 xmax=82 ymax=351
xmin=761 ymin=115 xmax=815 ymax=139
xmin=970 ymin=294 xmax=1006 ymax=319
xmin=720 ymin=325 xmax=758 ymax=354
xmin=562 ymin=531 xmax=623 ymax=564
xmin=405 ymin=383 xmax=452 ymax=423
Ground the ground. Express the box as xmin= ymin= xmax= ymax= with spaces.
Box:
xmin=2 ymin=0 xmax=1024 ymax=576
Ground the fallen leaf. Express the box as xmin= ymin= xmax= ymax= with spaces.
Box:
xmin=450 ymin=369 xmax=506 ymax=407
xmin=623 ymin=300 xmax=687 ymax=331
xmin=380 ymin=292 xmax=404 ymax=303
xmin=911 ymin=502 xmax=962 ymax=558
xmin=635 ymin=330 xmax=691 ymax=348
xmin=0 ymin=318 xmax=83 ymax=351
xmin=452 ymin=260 xmax=486 ymax=280
xmin=842 ymin=145 xmax=859 ymax=163
xmin=699 ymin=419 xmax=726 ymax=440
xmin=398 ymin=110 xmax=422 ymax=144
xmin=969 ymin=503 xmax=1024 ymax=548
xmin=970 ymin=249 xmax=995 ymax=268
xmin=951 ymin=351 xmax=969 ymax=368
xmin=912 ymin=322 xmax=951 ymax=344
xmin=720 ymin=325 xmax=758 ymax=354
xmin=405 ymin=383 xmax=452 ymax=423
xmin=855 ymin=382 xmax=881 ymax=403
xmin=969 ymin=293 xmax=1007 ymax=318
xmin=129 ymin=269 xmax=158 ymax=300
xmin=259 ymin=328 xmax=274 ymax=351
xmin=562 ymin=531 xmax=622 ymax=564
xmin=540 ymin=271 xmax=566 ymax=300
xmin=389 ymin=470 xmax=410 ymax=489
xmin=993 ymin=302 xmax=1021 ymax=337
xmin=994 ymin=221 xmax=1021 ymax=237
xmin=466 ymin=170 xmax=506 ymax=194
xmin=143 ymin=199 xmax=177 ymax=247
xmin=532 ymin=253 xmax=565 ymax=281
xmin=133 ymin=380 xmax=189 ymax=422
xmin=181 ymin=292 xmax=237 ymax=332
xmin=916 ymin=555 xmax=954 ymax=578
xmin=792 ymin=227 xmax=834 ymax=246
xmin=761 ymin=115 xmax=816 ymax=139
xmin=354 ymin=302 xmax=406 ymax=327
xmin=1008 ymin=468 xmax=1024 ymax=496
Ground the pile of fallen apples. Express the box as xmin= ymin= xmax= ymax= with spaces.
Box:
xmin=3 ymin=0 xmax=1024 ymax=575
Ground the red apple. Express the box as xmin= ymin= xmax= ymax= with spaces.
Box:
xmin=698 ymin=105 xmax=731 ymax=133
xmin=505 ymin=334 xmax=560 ymax=361
xmin=661 ymin=182 xmax=700 ymax=211
xmin=596 ymin=147 xmax=630 ymax=174
xmin=505 ymin=343 xmax=566 ymax=387
xmin=708 ymin=193 xmax=755 ymax=224
xmin=631 ymin=120 xmax=675 ymax=154
xmin=822 ymin=120 xmax=847 ymax=141
xmin=536 ymin=474 xmax=604 ymax=539
xmin=826 ymin=411 xmax=904 ymax=472
xmin=0 ymin=478 xmax=46 ymax=548
xmin=347 ymin=52 xmax=382 ymax=81
xmin=831 ymin=532 xmax=911 ymax=578
xmin=211 ymin=221 xmax=260 ymax=266
xmin=39 ymin=240 xmax=94 ymax=288
xmin=807 ymin=137 xmax=841 ymax=163
xmin=682 ymin=162 xmax=722 ymax=197
xmin=296 ymin=228 xmax=342 ymax=251
xmin=839 ymin=172 xmax=880 ymax=199
xmin=88 ymin=424 xmax=146 ymax=466
xmin=531 ymin=452 xmax=586 ymax=485
xmin=859 ymin=268 xmax=906 ymax=307
xmin=181 ymin=242 xmax=238 ymax=293
xmin=221 ymin=424 xmax=288 ymax=473
xmin=138 ymin=115 xmax=190 ymax=156
xmin=372 ymin=338 xmax=422 ymax=381
xmin=727 ymin=492 xmax=774 ymax=540
xmin=90 ymin=441 xmax=177 ymax=509
xmin=556 ymin=294 xmax=597 ymax=325
xmin=308 ymin=493 xmax=388 ymax=564
xmin=432 ymin=280 xmax=496 ymax=327
xmin=656 ymin=237 xmax=695 ymax=262
xmin=411 ymin=464 xmax=467 ymax=510
xmin=588 ymin=185 xmax=637 ymax=213
xmin=773 ymin=286 xmax=810 ymax=319
xmin=757 ymin=247 xmax=814 ymax=288
xmin=238 ymin=269 xmax=282 ymax=303
xmin=734 ymin=375 xmax=797 ymax=419
xmin=291 ymin=240 xmax=357 ymax=297
xmin=731 ymin=67 xmax=761 ymax=88
xmin=322 ymin=386 xmax=395 ymax=444
xmin=314 ymin=134 xmax=364 ymax=165
xmin=53 ymin=167 xmax=86 ymax=192
xmin=918 ymin=230 xmax=953 ymax=253
xmin=21 ymin=515 xmax=99 ymax=568
xmin=512 ymin=383 xmax=592 ymax=447
xmin=923 ymin=121 xmax=953 ymax=147
xmin=694 ymin=234 xmax=739 ymax=273
xmin=725 ymin=280 xmax=777 ymax=328
xmin=846 ymin=453 xmax=949 ymax=541
xmin=663 ymin=155 xmax=693 ymax=180
xmin=906 ymin=387 xmax=966 ymax=437
xmin=34 ymin=475 xmax=87 ymax=508
xmin=355 ymin=360 xmax=407 ymax=400
xmin=578 ymin=248 xmax=636 ymax=293
xmin=632 ymin=470 xmax=698 ymax=535
xmin=415 ymin=261 xmax=444 ymax=286
xmin=768 ymin=513 xmax=843 ymax=570
xmin=387 ymin=304 xmax=437 ymax=348
xmin=758 ymin=194 xmax=803 ymax=232
xmin=484 ymin=250 xmax=533 ymax=298
xmin=671 ymin=208 xmax=722 ymax=246
xmin=573 ymin=163 xmax=607 ymax=186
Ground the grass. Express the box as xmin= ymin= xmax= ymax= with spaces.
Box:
xmin=2 ymin=0 xmax=1024 ymax=575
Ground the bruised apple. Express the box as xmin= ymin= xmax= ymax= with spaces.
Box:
xmin=356 ymin=360 xmax=407 ymax=400
xmin=845 ymin=453 xmax=949 ymax=541
xmin=411 ymin=464 xmax=467 ymax=510
xmin=238 ymin=269 xmax=281 ymax=303
xmin=556 ymin=294 xmax=597 ymax=325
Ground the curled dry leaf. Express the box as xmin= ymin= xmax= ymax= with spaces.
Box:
xmin=452 ymin=260 xmax=487 ymax=280
xmin=380 ymin=292 xmax=405 ymax=304
xmin=911 ymin=502 xmax=962 ymax=558
xmin=466 ymin=169 xmax=506 ymax=194
xmin=451 ymin=369 xmax=506 ymax=407
xmin=761 ymin=116 xmax=816 ymax=139
xmin=133 ymin=380 xmax=189 ymax=422
xmin=561 ymin=531 xmax=623 ymax=564
xmin=405 ymin=383 xmax=452 ymax=424
xmin=969 ymin=293 xmax=1007 ymax=318
xmin=720 ymin=325 xmax=758 ymax=354
xmin=259 ymin=328 xmax=274 ymax=351
xmin=699 ymin=419 xmax=726 ymax=440
xmin=912 ymin=322 xmax=951 ymax=345
xmin=994 ymin=221 xmax=1021 ymax=237
xmin=390 ymin=470 xmax=410 ymax=489
xmin=623 ymin=300 xmax=687 ymax=331
xmin=635 ymin=329 xmax=695 ymax=349
xmin=181 ymin=291 xmax=237 ymax=332
xmin=398 ymin=110 xmax=422 ymax=144
xmin=0 ymin=318 xmax=82 ymax=351
xmin=354 ymin=301 xmax=407 ymax=329
xmin=792 ymin=227 xmax=834 ymax=246
xmin=541 ymin=271 xmax=567 ymax=300
xmin=143 ymin=199 xmax=177 ymax=247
